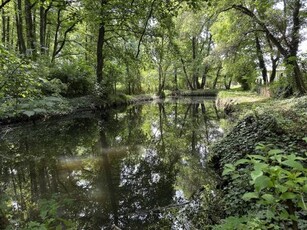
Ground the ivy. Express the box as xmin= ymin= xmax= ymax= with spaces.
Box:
xmin=218 ymin=139 xmax=307 ymax=229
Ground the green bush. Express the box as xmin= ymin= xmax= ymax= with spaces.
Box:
xmin=215 ymin=140 xmax=307 ymax=229
xmin=48 ymin=61 xmax=95 ymax=97
xmin=0 ymin=48 xmax=41 ymax=100
xmin=270 ymin=77 xmax=293 ymax=98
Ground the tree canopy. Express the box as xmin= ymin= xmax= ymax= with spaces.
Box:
xmin=0 ymin=0 xmax=306 ymax=104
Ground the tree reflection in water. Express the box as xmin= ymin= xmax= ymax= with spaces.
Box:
xmin=0 ymin=98 xmax=224 ymax=229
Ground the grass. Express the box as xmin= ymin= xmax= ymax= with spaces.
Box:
xmin=218 ymin=87 xmax=307 ymax=135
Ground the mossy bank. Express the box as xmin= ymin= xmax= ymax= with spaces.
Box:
xmin=209 ymin=94 xmax=307 ymax=229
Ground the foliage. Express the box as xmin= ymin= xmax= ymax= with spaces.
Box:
xmin=210 ymin=114 xmax=279 ymax=173
xmin=3 ymin=195 xmax=76 ymax=230
xmin=0 ymin=96 xmax=72 ymax=121
xmin=270 ymin=75 xmax=294 ymax=98
xmin=0 ymin=47 xmax=41 ymax=100
xmin=48 ymin=61 xmax=95 ymax=97
xmin=218 ymin=141 xmax=307 ymax=229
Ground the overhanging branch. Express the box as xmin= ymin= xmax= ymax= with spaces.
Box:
xmin=135 ymin=0 xmax=156 ymax=58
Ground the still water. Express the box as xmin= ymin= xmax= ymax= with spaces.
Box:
xmin=0 ymin=98 xmax=225 ymax=229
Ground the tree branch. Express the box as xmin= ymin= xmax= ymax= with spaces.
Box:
xmin=135 ymin=0 xmax=156 ymax=58
xmin=0 ymin=0 xmax=11 ymax=10
xmin=231 ymin=4 xmax=288 ymax=57
xmin=54 ymin=22 xmax=78 ymax=57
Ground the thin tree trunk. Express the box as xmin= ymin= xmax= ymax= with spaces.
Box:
xmin=40 ymin=4 xmax=47 ymax=55
xmin=255 ymin=34 xmax=268 ymax=84
xmin=270 ymin=56 xmax=278 ymax=83
xmin=2 ymin=5 xmax=5 ymax=44
xmin=192 ymin=36 xmax=198 ymax=89
xmin=96 ymin=23 xmax=105 ymax=83
xmin=51 ymin=8 xmax=61 ymax=62
xmin=180 ymin=58 xmax=193 ymax=90
xmin=174 ymin=67 xmax=178 ymax=90
xmin=213 ymin=66 xmax=222 ymax=89
xmin=6 ymin=14 xmax=9 ymax=45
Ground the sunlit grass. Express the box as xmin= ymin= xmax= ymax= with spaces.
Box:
xmin=218 ymin=88 xmax=269 ymax=104
xmin=219 ymin=88 xmax=307 ymax=135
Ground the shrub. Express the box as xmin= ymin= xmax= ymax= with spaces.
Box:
xmin=216 ymin=140 xmax=307 ymax=229
xmin=48 ymin=61 xmax=95 ymax=97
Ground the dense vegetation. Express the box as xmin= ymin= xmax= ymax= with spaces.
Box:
xmin=0 ymin=0 xmax=307 ymax=122
xmin=208 ymin=93 xmax=307 ymax=229
xmin=0 ymin=0 xmax=306 ymax=229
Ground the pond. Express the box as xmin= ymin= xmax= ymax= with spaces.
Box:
xmin=0 ymin=97 xmax=225 ymax=229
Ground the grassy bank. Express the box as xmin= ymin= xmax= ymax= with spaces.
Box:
xmin=208 ymin=89 xmax=307 ymax=229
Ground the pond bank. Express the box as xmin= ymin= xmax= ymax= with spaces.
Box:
xmin=208 ymin=93 xmax=307 ymax=229
xmin=0 ymin=89 xmax=218 ymax=126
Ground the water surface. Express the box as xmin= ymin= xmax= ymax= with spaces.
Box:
xmin=0 ymin=98 xmax=224 ymax=229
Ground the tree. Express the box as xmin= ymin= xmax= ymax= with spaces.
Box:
xmin=210 ymin=9 xmax=258 ymax=90
xmin=173 ymin=7 xmax=215 ymax=90
xmin=209 ymin=0 xmax=307 ymax=94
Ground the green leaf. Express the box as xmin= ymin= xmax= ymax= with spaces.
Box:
xmin=254 ymin=175 xmax=272 ymax=192
xmin=33 ymin=108 xmax=47 ymax=113
xmin=255 ymin=143 xmax=266 ymax=150
xmin=248 ymin=154 xmax=266 ymax=161
xmin=251 ymin=169 xmax=263 ymax=182
xmin=222 ymin=164 xmax=236 ymax=176
xmin=23 ymin=110 xmax=35 ymax=117
xmin=282 ymin=159 xmax=304 ymax=171
xmin=254 ymin=162 xmax=269 ymax=170
xmin=299 ymin=194 xmax=307 ymax=210
xmin=261 ymin=194 xmax=275 ymax=203
xmin=280 ymin=209 xmax=289 ymax=219
xmin=268 ymin=149 xmax=284 ymax=156
xmin=276 ymin=184 xmax=288 ymax=193
xmin=266 ymin=209 xmax=275 ymax=220
xmin=234 ymin=158 xmax=250 ymax=166
xmin=270 ymin=154 xmax=283 ymax=163
xmin=280 ymin=192 xmax=297 ymax=200
xmin=242 ymin=192 xmax=259 ymax=200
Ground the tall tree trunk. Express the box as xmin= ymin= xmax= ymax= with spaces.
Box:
xmin=39 ymin=4 xmax=46 ymax=54
xmin=224 ymin=75 xmax=232 ymax=90
xmin=270 ymin=56 xmax=279 ymax=83
xmin=286 ymin=0 xmax=306 ymax=94
xmin=96 ymin=0 xmax=107 ymax=84
xmin=1 ymin=5 xmax=5 ymax=44
xmin=15 ymin=0 xmax=26 ymax=54
xmin=96 ymin=22 xmax=105 ymax=84
xmin=6 ymin=15 xmax=9 ymax=45
xmin=51 ymin=8 xmax=61 ymax=63
xmin=192 ymin=36 xmax=199 ymax=89
xmin=255 ymin=33 xmax=268 ymax=84
xmin=180 ymin=58 xmax=193 ymax=90
xmin=25 ymin=0 xmax=36 ymax=58
xmin=39 ymin=1 xmax=51 ymax=55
